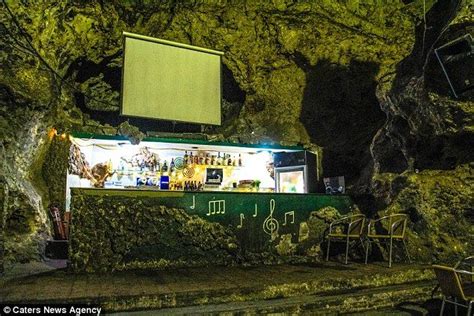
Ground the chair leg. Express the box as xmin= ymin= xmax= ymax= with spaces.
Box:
xmin=365 ymin=239 xmax=370 ymax=264
xmin=402 ymin=239 xmax=411 ymax=263
xmin=359 ymin=237 xmax=366 ymax=257
xmin=389 ymin=237 xmax=393 ymax=268
xmin=440 ymin=297 xmax=445 ymax=316
xmin=454 ymin=297 xmax=458 ymax=316
xmin=326 ymin=238 xmax=331 ymax=262
xmin=467 ymin=301 xmax=472 ymax=316
xmin=345 ymin=237 xmax=350 ymax=265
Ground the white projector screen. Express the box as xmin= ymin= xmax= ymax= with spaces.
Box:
xmin=121 ymin=32 xmax=223 ymax=125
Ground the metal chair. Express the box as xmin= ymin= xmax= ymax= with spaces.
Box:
xmin=433 ymin=264 xmax=473 ymax=315
xmin=326 ymin=214 xmax=366 ymax=264
xmin=455 ymin=256 xmax=474 ymax=284
xmin=364 ymin=213 xmax=410 ymax=268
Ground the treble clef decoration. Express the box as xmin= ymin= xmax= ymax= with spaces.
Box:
xmin=262 ymin=199 xmax=279 ymax=240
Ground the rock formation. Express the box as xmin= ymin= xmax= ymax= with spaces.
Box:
xmin=0 ymin=0 xmax=472 ymax=269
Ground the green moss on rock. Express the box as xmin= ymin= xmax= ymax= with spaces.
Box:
xmin=69 ymin=195 xmax=242 ymax=272
xmin=373 ymin=163 xmax=474 ymax=263
xmin=42 ymin=135 xmax=70 ymax=208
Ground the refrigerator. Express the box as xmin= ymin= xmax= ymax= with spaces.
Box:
xmin=274 ymin=151 xmax=318 ymax=193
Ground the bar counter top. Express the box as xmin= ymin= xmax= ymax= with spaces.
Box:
xmin=71 ymin=187 xmax=351 ymax=218
xmin=72 ymin=186 xmax=346 ymax=195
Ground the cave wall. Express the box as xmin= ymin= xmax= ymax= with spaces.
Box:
xmin=1 ymin=0 xmax=472 ymax=267
xmin=369 ymin=0 xmax=473 ymax=262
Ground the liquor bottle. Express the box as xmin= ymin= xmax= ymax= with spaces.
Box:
xmin=238 ymin=154 xmax=242 ymax=167
xmin=170 ymin=158 xmax=175 ymax=172
xmin=217 ymin=152 xmax=222 ymax=165
xmin=205 ymin=154 xmax=210 ymax=165
xmin=161 ymin=160 xmax=168 ymax=173
xmin=184 ymin=151 xmax=188 ymax=164
xmin=198 ymin=153 xmax=204 ymax=165
xmin=211 ymin=155 xmax=215 ymax=166
xmin=227 ymin=154 xmax=232 ymax=166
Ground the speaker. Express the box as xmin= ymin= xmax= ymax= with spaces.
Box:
xmin=434 ymin=34 xmax=473 ymax=98
xmin=324 ymin=176 xmax=345 ymax=194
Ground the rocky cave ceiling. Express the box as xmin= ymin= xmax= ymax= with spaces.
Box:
xmin=0 ymin=0 xmax=472 ymax=265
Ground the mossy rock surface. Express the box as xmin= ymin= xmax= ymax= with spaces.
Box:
xmin=1 ymin=0 xmax=472 ymax=267
xmin=373 ymin=164 xmax=474 ymax=263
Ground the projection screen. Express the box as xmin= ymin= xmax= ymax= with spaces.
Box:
xmin=121 ymin=32 xmax=223 ymax=125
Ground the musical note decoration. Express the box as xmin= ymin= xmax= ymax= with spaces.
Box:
xmin=283 ymin=211 xmax=295 ymax=226
xmin=262 ymin=199 xmax=279 ymax=240
xmin=237 ymin=213 xmax=245 ymax=228
xmin=207 ymin=199 xmax=225 ymax=216
xmin=253 ymin=204 xmax=258 ymax=217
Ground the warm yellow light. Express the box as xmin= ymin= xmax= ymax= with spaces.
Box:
xmin=60 ymin=133 xmax=67 ymax=140
xmin=48 ymin=128 xmax=57 ymax=139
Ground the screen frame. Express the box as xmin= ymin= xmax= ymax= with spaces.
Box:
xmin=205 ymin=168 xmax=224 ymax=185
xmin=120 ymin=32 xmax=224 ymax=126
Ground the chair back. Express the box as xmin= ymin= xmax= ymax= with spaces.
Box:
xmin=348 ymin=215 xmax=365 ymax=237
xmin=454 ymin=255 xmax=474 ymax=283
xmin=432 ymin=264 xmax=467 ymax=301
xmin=389 ymin=214 xmax=407 ymax=238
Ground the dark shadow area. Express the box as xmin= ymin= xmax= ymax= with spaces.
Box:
xmin=69 ymin=56 xmax=245 ymax=134
xmin=290 ymin=262 xmax=357 ymax=271
xmin=413 ymin=132 xmax=474 ymax=170
xmin=391 ymin=298 xmax=469 ymax=316
xmin=295 ymin=55 xmax=385 ymax=187
xmin=222 ymin=63 xmax=246 ymax=104
xmin=351 ymin=194 xmax=384 ymax=219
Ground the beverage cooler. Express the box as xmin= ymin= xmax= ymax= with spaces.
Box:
xmin=273 ymin=151 xmax=318 ymax=193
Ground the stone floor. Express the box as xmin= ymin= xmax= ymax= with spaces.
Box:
xmin=0 ymin=260 xmax=443 ymax=314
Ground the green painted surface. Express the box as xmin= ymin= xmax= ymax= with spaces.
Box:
xmin=76 ymin=188 xmax=351 ymax=220
xmin=69 ymin=187 xmax=352 ymax=272
xmin=72 ymin=188 xmax=351 ymax=254
xmin=71 ymin=132 xmax=304 ymax=151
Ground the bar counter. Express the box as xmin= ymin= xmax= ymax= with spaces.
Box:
xmin=69 ymin=187 xmax=353 ymax=272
